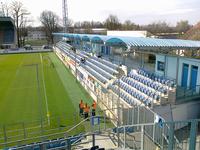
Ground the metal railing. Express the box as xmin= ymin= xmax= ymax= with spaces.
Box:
xmin=5 ymin=119 xmax=200 ymax=150
xmin=176 ymin=85 xmax=200 ymax=102
xmin=122 ymin=106 xmax=182 ymax=149
xmin=117 ymin=119 xmax=200 ymax=150
xmin=0 ymin=107 xmax=116 ymax=148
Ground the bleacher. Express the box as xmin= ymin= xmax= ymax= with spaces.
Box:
xmin=56 ymin=41 xmax=120 ymax=85
xmin=109 ymin=68 xmax=176 ymax=107
xmin=6 ymin=134 xmax=83 ymax=150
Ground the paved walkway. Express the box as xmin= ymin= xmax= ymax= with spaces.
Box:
xmin=73 ymin=132 xmax=118 ymax=150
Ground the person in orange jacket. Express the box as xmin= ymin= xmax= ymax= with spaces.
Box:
xmin=83 ymin=103 xmax=90 ymax=119
xmin=79 ymin=100 xmax=84 ymax=116
xmin=91 ymin=100 xmax=97 ymax=116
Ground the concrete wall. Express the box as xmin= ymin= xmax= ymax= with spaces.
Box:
xmin=154 ymin=101 xmax=200 ymax=124
xmin=172 ymin=101 xmax=200 ymax=121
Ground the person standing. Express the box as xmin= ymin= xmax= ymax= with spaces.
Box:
xmin=91 ymin=100 xmax=97 ymax=116
xmin=83 ymin=103 xmax=90 ymax=119
xmin=79 ymin=100 xmax=84 ymax=116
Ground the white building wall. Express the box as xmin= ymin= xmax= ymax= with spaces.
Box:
xmin=165 ymin=57 xmax=177 ymax=79
xmin=107 ymin=31 xmax=147 ymax=37
xmin=155 ymin=54 xmax=200 ymax=89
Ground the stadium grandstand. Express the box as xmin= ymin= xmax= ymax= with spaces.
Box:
xmin=51 ymin=32 xmax=200 ymax=149
xmin=0 ymin=16 xmax=17 ymax=49
xmin=1 ymin=32 xmax=200 ymax=149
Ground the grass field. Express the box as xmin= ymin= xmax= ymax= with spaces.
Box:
xmin=0 ymin=52 xmax=98 ymax=146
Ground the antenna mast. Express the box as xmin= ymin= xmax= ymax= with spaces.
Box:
xmin=62 ymin=0 xmax=68 ymax=33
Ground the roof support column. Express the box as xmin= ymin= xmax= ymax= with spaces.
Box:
xmin=164 ymin=54 xmax=167 ymax=77
xmin=175 ymin=50 xmax=180 ymax=99
xmin=176 ymin=50 xmax=180 ymax=84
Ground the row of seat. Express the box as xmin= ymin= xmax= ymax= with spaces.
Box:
xmin=120 ymin=76 xmax=161 ymax=100
xmin=137 ymin=68 xmax=175 ymax=88
xmin=57 ymin=42 xmax=117 ymax=84
xmin=108 ymin=84 xmax=135 ymax=106
xmin=8 ymin=134 xmax=83 ymax=150
xmin=91 ymin=56 xmax=118 ymax=70
xmin=57 ymin=41 xmax=72 ymax=51
xmin=109 ymin=82 xmax=152 ymax=107
xmin=81 ymin=64 xmax=108 ymax=84
xmin=85 ymin=60 xmax=113 ymax=80
xmin=116 ymin=80 xmax=153 ymax=106
xmin=88 ymin=58 xmax=118 ymax=75
xmin=128 ymin=72 xmax=168 ymax=95
xmin=79 ymin=50 xmax=119 ymax=75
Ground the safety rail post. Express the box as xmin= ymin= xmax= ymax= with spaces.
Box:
xmin=123 ymin=126 xmax=126 ymax=149
xmin=3 ymin=125 xmax=7 ymax=143
xmin=189 ymin=120 xmax=198 ymax=150
xmin=153 ymin=123 xmax=155 ymax=142
xmin=168 ymin=122 xmax=174 ymax=150
xmin=161 ymin=124 xmax=164 ymax=149
xmin=67 ymin=138 xmax=71 ymax=150
xmin=58 ymin=116 xmax=61 ymax=131
xmin=104 ymin=112 xmax=106 ymax=130
xmin=22 ymin=122 xmax=26 ymax=139
xmin=141 ymin=124 xmax=144 ymax=150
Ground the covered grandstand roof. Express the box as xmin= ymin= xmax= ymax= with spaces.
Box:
xmin=53 ymin=33 xmax=200 ymax=50
xmin=0 ymin=17 xmax=16 ymax=46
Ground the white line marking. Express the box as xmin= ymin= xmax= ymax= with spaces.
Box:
xmin=40 ymin=53 xmax=50 ymax=126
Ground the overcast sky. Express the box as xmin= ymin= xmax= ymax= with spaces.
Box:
xmin=2 ymin=0 xmax=200 ymax=26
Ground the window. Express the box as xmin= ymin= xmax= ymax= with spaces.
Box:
xmin=157 ymin=61 xmax=165 ymax=71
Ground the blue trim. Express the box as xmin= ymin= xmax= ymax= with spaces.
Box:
xmin=106 ymin=38 xmax=127 ymax=47
xmin=181 ymin=64 xmax=189 ymax=88
xmin=190 ymin=65 xmax=198 ymax=89
xmin=52 ymin=33 xmax=200 ymax=49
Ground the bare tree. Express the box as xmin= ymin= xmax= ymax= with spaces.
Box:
xmin=122 ymin=20 xmax=140 ymax=30
xmin=40 ymin=10 xmax=60 ymax=44
xmin=1 ymin=2 xmax=10 ymax=16
xmin=141 ymin=21 xmax=174 ymax=34
xmin=10 ymin=0 xmax=30 ymax=47
xmin=104 ymin=14 xmax=121 ymax=30
xmin=176 ymin=20 xmax=191 ymax=34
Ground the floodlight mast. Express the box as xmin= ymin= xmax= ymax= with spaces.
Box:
xmin=62 ymin=0 xmax=68 ymax=33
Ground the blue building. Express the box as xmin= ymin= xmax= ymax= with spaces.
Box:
xmin=0 ymin=17 xmax=17 ymax=49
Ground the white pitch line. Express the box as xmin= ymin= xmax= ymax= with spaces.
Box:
xmin=40 ymin=53 xmax=50 ymax=126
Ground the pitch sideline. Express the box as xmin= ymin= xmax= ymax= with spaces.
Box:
xmin=40 ymin=53 xmax=50 ymax=125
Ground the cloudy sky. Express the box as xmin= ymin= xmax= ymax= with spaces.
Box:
xmin=2 ymin=0 xmax=200 ymax=26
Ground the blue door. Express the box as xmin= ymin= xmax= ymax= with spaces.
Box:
xmin=181 ymin=64 xmax=189 ymax=88
xmin=106 ymin=46 xmax=110 ymax=55
xmin=101 ymin=46 xmax=105 ymax=54
xmin=190 ymin=65 xmax=198 ymax=90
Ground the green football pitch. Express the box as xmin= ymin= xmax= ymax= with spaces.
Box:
xmin=0 ymin=52 xmax=97 ymax=145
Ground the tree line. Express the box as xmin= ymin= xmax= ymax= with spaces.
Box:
xmin=0 ymin=1 xmax=197 ymax=47
xmin=71 ymin=15 xmax=191 ymax=35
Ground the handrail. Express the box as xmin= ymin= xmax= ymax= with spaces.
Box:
xmin=0 ymin=115 xmax=105 ymax=146
xmin=177 ymin=84 xmax=200 ymax=99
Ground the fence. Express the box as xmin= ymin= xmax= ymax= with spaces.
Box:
xmin=176 ymin=85 xmax=200 ymax=102
xmin=118 ymin=120 xmax=200 ymax=150
xmin=4 ymin=119 xmax=200 ymax=150
xmin=0 ymin=108 xmax=115 ymax=148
